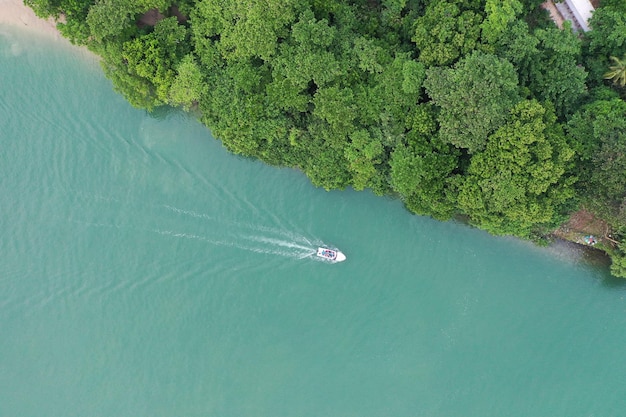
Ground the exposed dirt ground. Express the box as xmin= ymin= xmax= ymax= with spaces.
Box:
xmin=553 ymin=210 xmax=617 ymax=248
xmin=541 ymin=0 xmax=565 ymax=29
xmin=137 ymin=9 xmax=164 ymax=27
xmin=137 ymin=6 xmax=187 ymax=27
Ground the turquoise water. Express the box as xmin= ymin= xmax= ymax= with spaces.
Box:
xmin=1 ymin=27 xmax=625 ymax=417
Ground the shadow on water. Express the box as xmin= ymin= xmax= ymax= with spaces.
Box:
xmin=548 ymin=238 xmax=626 ymax=289
xmin=146 ymin=104 xmax=204 ymax=123
xmin=146 ymin=105 xmax=179 ymax=120
xmin=600 ymin=272 xmax=626 ymax=290
xmin=549 ymin=237 xmax=606 ymax=261
xmin=547 ymin=236 xmax=607 ymax=263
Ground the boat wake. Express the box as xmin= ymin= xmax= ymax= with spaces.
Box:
xmin=158 ymin=203 xmax=332 ymax=260
xmin=65 ymin=200 xmax=334 ymax=262
xmin=152 ymin=228 xmax=319 ymax=260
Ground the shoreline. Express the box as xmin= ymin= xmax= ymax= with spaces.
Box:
xmin=2 ymin=1 xmax=620 ymax=278
xmin=0 ymin=0 xmax=63 ymax=38
xmin=0 ymin=0 xmax=98 ymax=61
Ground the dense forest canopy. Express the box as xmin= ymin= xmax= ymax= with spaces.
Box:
xmin=24 ymin=0 xmax=626 ymax=277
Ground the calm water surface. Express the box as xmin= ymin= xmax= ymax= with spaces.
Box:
xmin=1 ymin=27 xmax=625 ymax=417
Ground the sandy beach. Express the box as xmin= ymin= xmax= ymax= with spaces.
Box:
xmin=0 ymin=0 xmax=62 ymax=38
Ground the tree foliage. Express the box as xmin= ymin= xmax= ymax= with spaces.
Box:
xmin=529 ymin=26 xmax=587 ymax=118
xmin=481 ymin=0 xmax=523 ymax=45
xmin=424 ymin=51 xmax=521 ymax=153
xmin=390 ymin=105 xmax=459 ymax=219
xmin=121 ymin=17 xmax=189 ymax=106
xmin=169 ymin=54 xmax=205 ymax=110
xmin=412 ymin=0 xmax=483 ymax=67
xmin=457 ymin=100 xmax=575 ymax=236
xmin=610 ymin=242 xmax=626 ymax=278
xmin=192 ymin=0 xmax=303 ymax=62
xmin=583 ymin=2 xmax=626 ymax=87
xmin=567 ymin=99 xmax=626 ymax=210
xmin=604 ymin=55 xmax=626 ymax=87
xmin=86 ymin=0 xmax=140 ymax=43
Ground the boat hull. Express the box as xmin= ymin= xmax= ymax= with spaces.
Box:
xmin=334 ymin=251 xmax=346 ymax=262
xmin=316 ymin=247 xmax=346 ymax=262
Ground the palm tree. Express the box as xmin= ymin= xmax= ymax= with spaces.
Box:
xmin=604 ymin=54 xmax=626 ymax=87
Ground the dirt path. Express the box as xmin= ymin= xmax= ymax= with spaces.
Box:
xmin=541 ymin=0 xmax=566 ymax=29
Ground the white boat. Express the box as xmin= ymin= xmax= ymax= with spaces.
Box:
xmin=316 ymin=247 xmax=346 ymax=262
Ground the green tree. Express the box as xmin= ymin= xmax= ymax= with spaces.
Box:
xmin=199 ymin=60 xmax=280 ymax=159
xmin=493 ymin=20 xmax=538 ymax=88
xmin=604 ymin=55 xmax=626 ymax=87
xmin=344 ymin=129 xmax=384 ymax=191
xmin=530 ymin=25 xmax=587 ymax=118
xmin=412 ymin=0 xmax=483 ymax=67
xmin=353 ymin=36 xmax=390 ymax=74
xmin=24 ymin=0 xmax=60 ymax=18
xmin=389 ymin=103 xmax=458 ymax=220
xmin=273 ymin=9 xmax=343 ymax=87
xmin=300 ymin=121 xmax=352 ymax=190
xmin=191 ymin=0 xmax=304 ymax=62
xmin=100 ymin=42 xmax=163 ymax=109
xmin=495 ymin=21 xmax=587 ymax=118
xmin=381 ymin=0 xmax=407 ymax=28
xmin=312 ymin=86 xmax=357 ymax=146
xmin=86 ymin=0 xmax=140 ymax=44
xmin=457 ymin=100 xmax=575 ymax=236
xmin=169 ymin=54 xmax=206 ymax=110
xmin=424 ymin=51 xmax=521 ymax=153
xmin=99 ymin=16 xmax=189 ymax=110
xmin=610 ymin=242 xmax=626 ymax=278
xmin=353 ymin=53 xmax=425 ymax=144
xmin=24 ymin=0 xmax=93 ymax=43
xmin=264 ymin=9 xmax=345 ymax=118
xmin=567 ymin=99 xmax=626 ymax=211
xmin=583 ymin=4 xmax=626 ymax=86
xmin=481 ymin=0 xmax=523 ymax=45
xmin=123 ymin=17 xmax=189 ymax=104
xmin=586 ymin=4 xmax=626 ymax=59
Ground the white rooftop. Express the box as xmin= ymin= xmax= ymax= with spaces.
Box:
xmin=564 ymin=0 xmax=595 ymax=31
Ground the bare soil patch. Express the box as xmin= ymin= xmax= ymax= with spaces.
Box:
xmin=137 ymin=8 xmax=164 ymax=27
xmin=170 ymin=5 xmax=188 ymax=24
xmin=553 ymin=210 xmax=616 ymax=248
xmin=541 ymin=0 xmax=565 ymax=29
xmin=137 ymin=6 xmax=188 ymax=28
